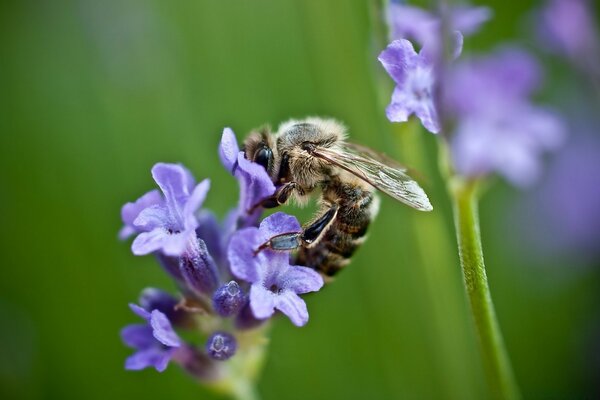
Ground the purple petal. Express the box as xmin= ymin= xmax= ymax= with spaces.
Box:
xmin=420 ymin=30 xmax=463 ymax=64
xmin=446 ymin=47 xmax=541 ymax=116
xmin=118 ymin=226 xmax=136 ymax=241
xmin=131 ymin=228 xmax=168 ymax=256
xmin=537 ymin=0 xmax=600 ymax=59
xmin=120 ymin=189 xmax=162 ymax=239
xmin=249 ymin=284 xmax=276 ymax=320
xmin=183 ymin=180 xmax=210 ymax=230
xmin=387 ymin=4 xmax=490 ymax=45
xmin=412 ymin=93 xmax=440 ymax=134
xmin=125 ymin=347 xmax=174 ymax=372
xmin=219 ymin=128 xmax=240 ymax=173
xmin=161 ymin=229 xmax=196 ymax=257
xmin=378 ymin=39 xmax=419 ymax=85
xmin=228 ymin=227 xmax=262 ymax=283
xmin=274 ymin=290 xmax=309 ymax=327
xmin=196 ymin=211 xmax=226 ymax=266
xmin=149 ymin=310 xmax=181 ymax=348
xmin=451 ymin=6 xmax=492 ymax=35
xmin=258 ymin=212 xmax=302 ymax=241
xmin=279 ymin=265 xmax=324 ymax=294
xmin=151 ymin=163 xmax=194 ymax=214
xmin=387 ymin=4 xmax=437 ymax=44
xmin=121 ymin=324 xmax=154 ymax=349
xmin=129 ymin=303 xmax=151 ymax=320
xmin=133 ymin=204 xmax=169 ymax=231
xmin=236 ymin=152 xmax=276 ymax=214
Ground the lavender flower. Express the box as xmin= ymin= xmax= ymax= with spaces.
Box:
xmin=121 ymin=304 xmax=183 ymax=372
xmin=447 ymin=48 xmax=565 ymax=186
xmin=130 ymin=163 xmax=210 ymax=257
xmin=228 ymin=213 xmax=324 ymax=327
xmin=378 ymin=35 xmax=462 ymax=133
xmin=536 ymin=0 xmax=600 ymax=63
xmin=120 ymin=125 xmax=325 ymax=386
xmin=387 ymin=3 xmax=491 ymax=47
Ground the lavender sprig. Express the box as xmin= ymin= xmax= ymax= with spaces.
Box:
xmin=373 ymin=2 xmax=568 ymax=399
xmin=118 ymin=128 xmax=324 ymax=399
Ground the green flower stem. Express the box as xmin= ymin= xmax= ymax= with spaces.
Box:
xmin=448 ymin=175 xmax=520 ymax=400
xmin=393 ymin=122 xmax=476 ymax=399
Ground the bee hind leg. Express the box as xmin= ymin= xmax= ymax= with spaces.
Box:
xmin=254 ymin=204 xmax=339 ymax=254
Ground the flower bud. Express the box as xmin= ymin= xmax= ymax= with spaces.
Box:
xmin=205 ymin=332 xmax=237 ymax=361
xmin=212 ymin=281 xmax=245 ymax=317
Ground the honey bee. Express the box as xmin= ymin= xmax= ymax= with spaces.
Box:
xmin=244 ymin=117 xmax=432 ymax=277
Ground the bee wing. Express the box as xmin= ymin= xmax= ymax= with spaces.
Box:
xmin=312 ymin=145 xmax=433 ymax=211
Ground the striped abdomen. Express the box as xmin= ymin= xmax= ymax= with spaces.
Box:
xmin=296 ymin=179 xmax=379 ymax=277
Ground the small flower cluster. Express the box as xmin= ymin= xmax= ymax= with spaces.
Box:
xmin=119 ymin=129 xmax=323 ymax=377
xmin=379 ymin=2 xmax=565 ymax=187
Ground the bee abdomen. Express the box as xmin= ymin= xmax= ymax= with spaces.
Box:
xmin=296 ymin=188 xmax=378 ymax=277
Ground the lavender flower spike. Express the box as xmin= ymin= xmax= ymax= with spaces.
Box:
xmin=228 ymin=212 xmax=324 ymax=327
xmin=121 ymin=304 xmax=182 ymax=372
xmin=131 ymin=163 xmax=210 ymax=257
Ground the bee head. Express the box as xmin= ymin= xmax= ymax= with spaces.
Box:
xmin=243 ymin=127 xmax=276 ymax=177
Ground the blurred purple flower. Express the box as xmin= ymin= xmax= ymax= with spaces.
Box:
xmin=228 ymin=213 xmax=323 ymax=327
xmin=447 ymin=48 xmax=565 ymax=186
xmin=387 ymin=3 xmax=491 ymax=46
xmin=130 ymin=163 xmax=210 ymax=257
xmin=446 ymin=48 xmax=542 ymax=115
xmin=536 ymin=0 xmax=600 ymax=63
xmin=219 ymin=128 xmax=276 ymax=227
xmin=121 ymin=304 xmax=182 ymax=372
xmin=378 ymin=35 xmax=463 ymax=133
xmin=536 ymin=135 xmax=600 ymax=255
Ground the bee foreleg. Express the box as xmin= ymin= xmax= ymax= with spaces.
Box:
xmin=249 ymin=182 xmax=302 ymax=211
xmin=254 ymin=204 xmax=339 ymax=254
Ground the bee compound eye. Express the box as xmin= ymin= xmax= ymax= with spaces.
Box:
xmin=254 ymin=146 xmax=272 ymax=171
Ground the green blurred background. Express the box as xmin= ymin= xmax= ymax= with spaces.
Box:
xmin=1 ymin=0 xmax=598 ymax=399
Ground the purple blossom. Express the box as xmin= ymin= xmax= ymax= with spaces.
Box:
xmin=451 ymin=106 xmax=564 ymax=186
xmin=228 ymin=213 xmax=324 ymax=327
xmin=121 ymin=304 xmax=182 ymax=372
xmin=387 ymin=3 xmax=491 ymax=46
xmin=536 ymin=0 xmax=600 ymax=62
xmin=219 ymin=128 xmax=276 ymax=226
xmin=138 ymin=287 xmax=191 ymax=327
xmin=378 ymin=36 xmax=463 ymax=133
xmin=445 ymin=48 xmax=542 ymax=115
xmin=531 ymin=134 xmax=600 ymax=256
xmin=130 ymin=163 xmax=210 ymax=257
xmin=447 ymin=48 xmax=565 ymax=186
